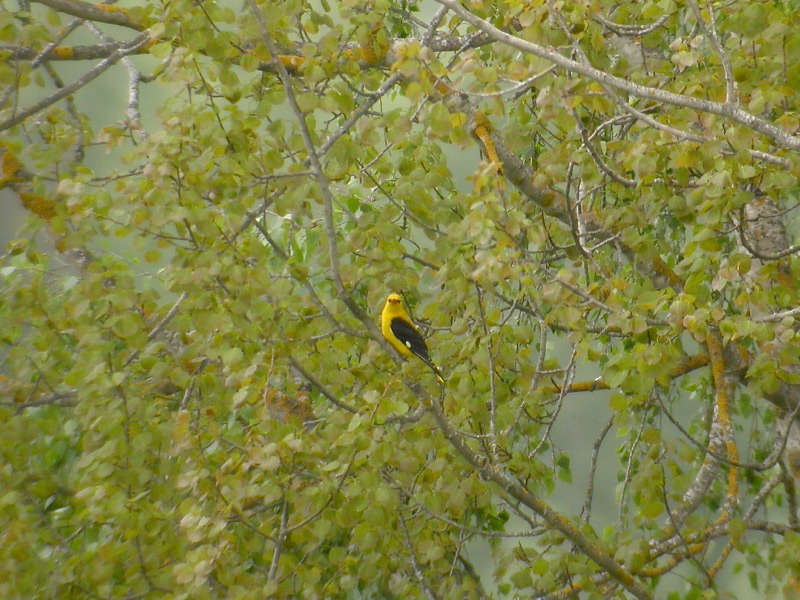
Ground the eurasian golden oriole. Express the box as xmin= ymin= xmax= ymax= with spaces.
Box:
xmin=381 ymin=293 xmax=444 ymax=383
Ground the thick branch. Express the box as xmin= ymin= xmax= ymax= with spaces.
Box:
xmin=540 ymin=353 xmax=710 ymax=395
xmin=3 ymin=42 xmax=150 ymax=61
xmin=31 ymin=0 xmax=145 ymax=31
xmin=707 ymin=330 xmax=739 ymax=516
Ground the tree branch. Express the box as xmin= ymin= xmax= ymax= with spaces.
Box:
xmin=0 ymin=31 xmax=151 ymax=132
xmin=423 ymin=391 xmax=653 ymax=599
xmin=31 ymin=0 xmax=145 ymax=31
xmin=248 ymin=0 xmax=377 ymax=333
xmin=3 ymin=42 xmax=151 ymax=61
xmin=435 ymin=0 xmax=800 ymax=150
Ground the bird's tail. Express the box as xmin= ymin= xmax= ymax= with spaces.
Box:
xmin=425 ymin=360 xmax=445 ymax=384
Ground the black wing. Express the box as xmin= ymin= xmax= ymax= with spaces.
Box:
xmin=390 ymin=317 xmax=431 ymax=362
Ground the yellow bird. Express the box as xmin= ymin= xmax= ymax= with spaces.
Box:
xmin=381 ymin=293 xmax=444 ymax=383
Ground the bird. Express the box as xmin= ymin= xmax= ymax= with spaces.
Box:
xmin=381 ymin=293 xmax=444 ymax=384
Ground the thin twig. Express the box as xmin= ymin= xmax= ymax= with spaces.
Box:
xmin=618 ymin=402 xmax=650 ymax=525
xmin=689 ymin=0 xmax=736 ymax=105
xmin=398 ymin=510 xmax=438 ymax=600
xmin=737 ymin=201 xmax=800 ymax=260
xmin=31 ymin=18 xmax=84 ymax=68
xmin=507 ymin=317 xmax=548 ymax=438
xmin=124 ymin=292 xmax=188 ymax=367
xmin=317 ymin=72 xmax=403 ymax=157
xmin=753 ymin=305 xmax=800 ymax=323
xmin=268 ymin=500 xmax=289 ymax=582
xmin=779 ymin=460 xmax=799 ymax=528
xmin=287 ymin=355 xmax=358 ymax=413
xmin=457 ymin=65 xmax=556 ymax=99
xmin=594 ymin=14 xmax=669 ymax=37
xmin=581 ymin=416 xmax=614 ymax=522
xmin=573 ymin=108 xmax=636 ymax=188
xmin=529 ymin=347 xmax=577 ymax=458
xmin=475 ymin=285 xmax=499 ymax=465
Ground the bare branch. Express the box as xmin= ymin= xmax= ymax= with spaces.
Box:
xmin=662 ymin=407 xmax=723 ymax=533
xmin=0 ymin=393 xmax=77 ymax=408
xmin=41 ymin=61 xmax=85 ymax=163
xmin=618 ymin=402 xmax=651 ymax=526
xmin=707 ymin=473 xmax=782 ymax=578
xmin=391 ymin=475 xmax=543 ymax=538
xmin=507 ymin=317 xmax=548 ymax=438
xmin=780 ymin=460 xmax=799 ymax=528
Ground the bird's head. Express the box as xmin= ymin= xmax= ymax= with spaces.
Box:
xmin=387 ymin=293 xmax=402 ymax=305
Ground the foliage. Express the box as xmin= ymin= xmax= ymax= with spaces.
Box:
xmin=2 ymin=0 xmax=800 ymax=598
